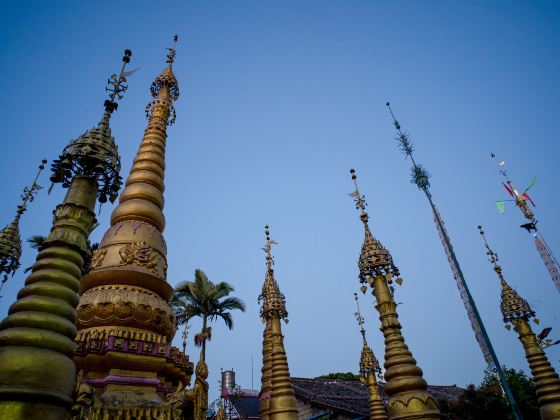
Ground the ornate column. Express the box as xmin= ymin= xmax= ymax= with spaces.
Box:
xmin=258 ymin=225 xmax=298 ymax=420
xmin=74 ymin=37 xmax=193 ymax=414
xmin=348 ymin=169 xmax=441 ymax=420
xmin=354 ymin=293 xmax=388 ymax=420
xmin=0 ymin=49 xmax=131 ymax=419
xmin=479 ymin=226 xmax=560 ymax=420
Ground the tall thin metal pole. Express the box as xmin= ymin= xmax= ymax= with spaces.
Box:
xmin=386 ymin=102 xmax=523 ymax=420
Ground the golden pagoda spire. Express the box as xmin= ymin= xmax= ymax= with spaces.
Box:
xmin=74 ymin=37 xmax=193 ymax=414
xmin=479 ymin=226 xmax=560 ymax=419
xmin=354 ymin=293 xmax=388 ymax=420
xmin=0 ymin=49 xmax=131 ymax=419
xmin=258 ymin=225 xmax=298 ymax=420
xmin=348 ymin=169 xmax=441 ymax=419
xmin=0 ymin=159 xmax=47 ymax=297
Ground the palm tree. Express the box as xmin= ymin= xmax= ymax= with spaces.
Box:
xmin=171 ymin=269 xmax=246 ymax=357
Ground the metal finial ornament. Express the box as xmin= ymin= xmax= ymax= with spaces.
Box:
xmin=0 ymin=159 xmax=47 ymax=295
xmin=385 ymin=102 xmax=522 ymax=420
xmin=50 ymin=49 xmax=133 ymax=204
xmin=478 ymin=226 xmax=536 ymax=326
xmin=349 ymin=169 xmax=401 ymax=291
xmin=258 ymin=225 xmax=288 ymax=322
xmin=182 ymin=324 xmax=191 ymax=354
xmin=386 ymin=102 xmax=430 ymax=191
xmin=146 ymin=35 xmax=179 ymax=125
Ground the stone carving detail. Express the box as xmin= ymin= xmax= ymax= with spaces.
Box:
xmin=90 ymin=248 xmax=107 ymax=269
xmin=119 ymin=241 xmax=160 ymax=272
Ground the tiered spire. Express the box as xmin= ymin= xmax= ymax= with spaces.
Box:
xmin=258 ymin=225 xmax=298 ymax=420
xmin=0 ymin=159 xmax=47 ymax=296
xmin=73 ymin=37 xmax=194 ymax=415
xmin=479 ymin=226 xmax=560 ymax=419
xmin=349 ymin=169 xmax=440 ymax=420
xmin=354 ymin=293 xmax=387 ymax=420
xmin=0 ymin=49 xmax=131 ymax=419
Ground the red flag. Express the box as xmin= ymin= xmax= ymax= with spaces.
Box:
xmin=502 ymin=182 xmax=514 ymax=197
xmin=523 ymin=193 xmax=536 ymax=207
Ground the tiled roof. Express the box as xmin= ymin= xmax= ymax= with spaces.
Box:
xmin=291 ymin=377 xmax=464 ymax=417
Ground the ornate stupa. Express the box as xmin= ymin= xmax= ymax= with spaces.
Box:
xmin=479 ymin=226 xmax=560 ymax=420
xmin=0 ymin=50 xmax=130 ymax=419
xmin=348 ymin=169 xmax=441 ymax=419
xmin=0 ymin=159 xmax=47 ymax=296
xmin=354 ymin=293 xmax=388 ymax=420
xmin=258 ymin=225 xmax=298 ymax=420
xmin=73 ymin=37 xmax=193 ymax=413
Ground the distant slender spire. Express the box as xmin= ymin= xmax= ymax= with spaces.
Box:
xmin=354 ymin=293 xmax=387 ymax=420
xmin=385 ymin=102 xmax=522 ymax=420
xmin=478 ymin=226 xmax=560 ymax=419
xmin=349 ymin=169 xmax=440 ymax=420
xmin=0 ymin=159 xmax=47 ymax=295
xmin=258 ymin=225 xmax=298 ymax=420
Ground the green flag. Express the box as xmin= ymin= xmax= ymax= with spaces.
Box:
xmin=525 ymin=176 xmax=537 ymax=192
xmin=496 ymin=200 xmax=505 ymax=214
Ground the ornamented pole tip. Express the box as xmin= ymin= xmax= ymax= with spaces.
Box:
xmin=478 ymin=225 xmax=537 ymax=329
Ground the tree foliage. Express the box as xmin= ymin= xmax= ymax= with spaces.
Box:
xmin=172 ymin=269 xmax=246 ymax=352
xmin=440 ymin=366 xmax=539 ymax=420
xmin=315 ymin=372 xmax=361 ymax=381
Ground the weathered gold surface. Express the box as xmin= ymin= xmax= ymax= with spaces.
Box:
xmin=366 ymin=372 xmax=389 ymax=420
xmin=259 ymin=226 xmax=298 ymax=420
xmin=73 ymin=39 xmax=193 ymax=416
xmin=0 ymin=176 xmax=98 ymax=419
xmin=259 ymin=320 xmax=272 ymax=420
xmin=349 ymin=170 xmax=440 ymax=420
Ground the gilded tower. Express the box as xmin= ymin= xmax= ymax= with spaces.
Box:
xmin=258 ymin=225 xmax=299 ymax=420
xmin=74 ymin=37 xmax=193 ymax=411
xmin=354 ymin=293 xmax=388 ymax=420
xmin=0 ymin=50 xmax=130 ymax=419
xmin=349 ymin=169 xmax=441 ymax=420
xmin=479 ymin=226 xmax=560 ymax=420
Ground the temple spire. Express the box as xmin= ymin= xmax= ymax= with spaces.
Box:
xmin=74 ymin=40 xmax=194 ymax=416
xmin=478 ymin=226 xmax=560 ymax=419
xmin=0 ymin=49 xmax=130 ymax=419
xmin=354 ymin=293 xmax=388 ymax=420
xmin=258 ymin=225 xmax=298 ymax=420
xmin=349 ymin=169 xmax=440 ymax=419
xmin=0 ymin=159 xmax=47 ymax=296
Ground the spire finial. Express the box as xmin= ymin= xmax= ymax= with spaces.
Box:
xmin=478 ymin=225 xmax=536 ymax=326
xmin=349 ymin=169 xmax=368 ymax=223
xmin=16 ymin=159 xmax=48 ymax=220
xmin=102 ymin=49 xmax=133 ymax=117
xmin=386 ymin=102 xmax=431 ymax=191
xmin=166 ymin=35 xmax=178 ymax=68
xmin=354 ymin=292 xmax=366 ymax=341
xmin=262 ymin=225 xmax=277 ymax=273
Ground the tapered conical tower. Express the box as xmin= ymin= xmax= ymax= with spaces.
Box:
xmin=479 ymin=226 xmax=560 ymax=420
xmin=258 ymin=225 xmax=298 ymax=420
xmin=0 ymin=49 xmax=130 ymax=420
xmin=354 ymin=293 xmax=388 ymax=420
xmin=74 ymin=38 xmax=193 ymax=413
xmin=348 ymin=169 xmax=440 ymax=420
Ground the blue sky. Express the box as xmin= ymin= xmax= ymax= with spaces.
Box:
xmin=1 ymin=0 xmax=559 ymax=404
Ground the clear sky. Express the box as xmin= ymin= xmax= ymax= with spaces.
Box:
xmin=1 ymin=0 xmax=559 ymax=405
